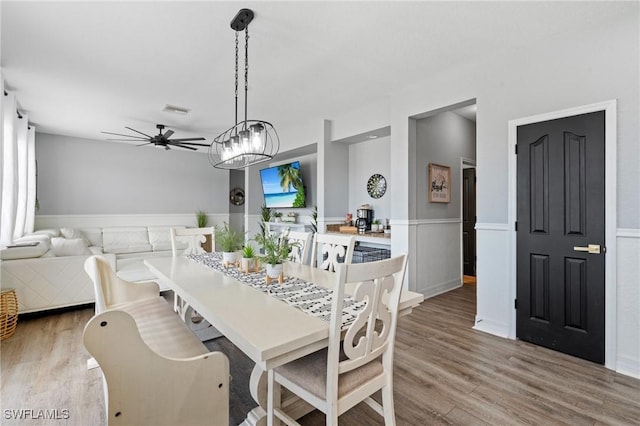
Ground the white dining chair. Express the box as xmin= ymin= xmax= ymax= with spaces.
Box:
xmin=309 ymin=233 xmax=356 ymax=272
xmin=170 ymin=227 xmax=215 ymax=323
xmin=267 ymin=254 xmax=409 ymax=425
xmin=284 ymin=230 xmax=313 ymax=265
xmin=170 ymin=226 xmax=215 ymax=257
xmin=84 ymin=255 xmax=160 ymax=314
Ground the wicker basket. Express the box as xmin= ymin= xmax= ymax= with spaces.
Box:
xmin=0 ymin=289 xmax=18 ymax=340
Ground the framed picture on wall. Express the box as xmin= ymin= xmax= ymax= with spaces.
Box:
xmin=428 ymin=163 xmax=451 ymax=203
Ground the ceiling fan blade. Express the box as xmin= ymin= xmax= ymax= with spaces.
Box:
xmin=169 ymin=143 xmax=197 ymax=151
xmin=168 ymin=137 xmax=207 ymax=142
xmin=125 ymin=126 xmax=153 ymax=138
xmin=136 ymin=142 xmax=154 ymax=146
xmin=170 ymin=142 xmax=210 ymax=147
xmin=101 ymin=131 xmax=147 ymax=140
xmin=106 ymin=138 xmax=150 ymax=142
xmin=162 ymin=129 xmax=174 ymax=139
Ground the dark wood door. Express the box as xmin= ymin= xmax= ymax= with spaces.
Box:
xmin=516 ymin=111 xmax=605 ymax=364
xmin=462 ymin=168 xmax=476 ymax=276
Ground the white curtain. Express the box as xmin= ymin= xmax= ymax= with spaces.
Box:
xmin=1 ymin=74 xmax=36 ymax=246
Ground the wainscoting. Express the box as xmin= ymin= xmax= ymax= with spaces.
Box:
xmin=410 ymin=219 xmax=462 ymax=298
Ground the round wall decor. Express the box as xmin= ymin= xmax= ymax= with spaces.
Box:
xmin=367 ymin=174 xmax=387 ymax=199
xmin=229 ymin=187 xmax=245 ymax=206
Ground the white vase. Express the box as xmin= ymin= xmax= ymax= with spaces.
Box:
xmin=241 ymin=257 xmax=254 ymax=271
xmin=266 ymin=263 xmax=283 ymax=279
xmin=222 ymin=251 xmax=237 ymax=264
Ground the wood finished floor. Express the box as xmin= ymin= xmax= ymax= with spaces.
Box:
xmin=1 ymin=284 xmax=639 ymax=425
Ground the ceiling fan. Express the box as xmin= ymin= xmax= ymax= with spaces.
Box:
xmin=102 ymin=124 xmax=209 ymax=151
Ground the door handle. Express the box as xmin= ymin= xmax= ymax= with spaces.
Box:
xmin=573 ymin=244 xmax=601 ymax=254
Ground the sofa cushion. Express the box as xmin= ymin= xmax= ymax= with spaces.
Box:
xmin=14 ymin=233 xmax=51 ymax=247
xmin=51 ymin=237 xmax=92 ymax=256
xmin=33 ymin=229 xmax=61 ymax=238
xmin=79 ymin=227 xmax=103 ymax=248
xmin=148 ymin=226 xmax=187 ymax=252
xmin=0 ymin=241 xmax=49 ymax=260
xmin=88 ymin=246 xmax=104 ymax=255
xmin=103 ymin=227 xmax=152 ymax=254
xmin=60 ymin=227 xmax=91 ymax=245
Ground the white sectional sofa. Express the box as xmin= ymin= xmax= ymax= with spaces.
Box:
xmin=0 ymin=226 xmax=189 ymax=313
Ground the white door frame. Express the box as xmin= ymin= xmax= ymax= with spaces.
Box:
xmin=507 ymin=100 xmax=617 ymax=370
xmin=459 ymin=157 xmax=476 ymax=282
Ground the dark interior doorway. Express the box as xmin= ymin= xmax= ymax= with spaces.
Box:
xmin=462 ymin=164 xmax=477 ymax=277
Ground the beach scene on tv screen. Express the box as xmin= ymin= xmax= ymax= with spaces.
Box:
xmin=260 ymin=162 xmax=306 ymax=208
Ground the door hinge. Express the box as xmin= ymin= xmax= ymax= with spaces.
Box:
xmin=515 ymin=144 xmax=518 ymax=155
xmin=514 ymin=299 xmax=518 ymax=309
xmin=515 ymin=221 xmax=518 ymax=231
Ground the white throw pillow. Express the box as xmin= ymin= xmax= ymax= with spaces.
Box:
xmin=60 ymin=227 xmax=90 ymax=245
xmin=51 ymin=237 xmax=92 ymax=257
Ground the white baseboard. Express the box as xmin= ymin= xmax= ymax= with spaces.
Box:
xmin=616 ymin=355 xmax=640 ymax=379
xmin=473 ymin=316 xmax=510 ymax=339
xmin=419 ymin=278 xmax=461 ymax=299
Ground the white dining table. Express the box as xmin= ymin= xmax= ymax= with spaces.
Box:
xmin=144 ymin=256 xmax=423 ymax=425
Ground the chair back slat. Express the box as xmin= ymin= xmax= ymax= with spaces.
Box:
xmin=329 ymin=255 xmax=408 ymax=379
xmin=283 ymin=230 xmax=312 ymax=265
xmin=170 ymin=227 xmax=214 ymax=257
xmin=310 ymin=233 xmax=355 ymax=272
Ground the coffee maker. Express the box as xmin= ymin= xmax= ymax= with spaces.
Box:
xmin=356 ymin=207 xmax=373 ymax=233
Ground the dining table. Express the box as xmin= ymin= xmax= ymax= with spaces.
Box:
xmin=144 ymin=255 xmax=424 ymax=425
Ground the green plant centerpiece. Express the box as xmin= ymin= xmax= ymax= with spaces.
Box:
xmin=240 ymin=245 xmax=258 ymax=273
xmin=195 ymin=210 xmax=208 ymax=228
xmin=217 ymin=222 xmax=244 ymax=266
xmin=273 ymin=211 xmax=283 ymax=223
xmin=254 ymin=231 xmax=300 ymax=283
xmin=258 ymin=203 xmax=272 ymax=241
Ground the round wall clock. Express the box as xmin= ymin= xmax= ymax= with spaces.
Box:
xmin=367 ymin=174 xmax=387 ymax=199
xmin=229 ymin=187 xmax=245 ymax=206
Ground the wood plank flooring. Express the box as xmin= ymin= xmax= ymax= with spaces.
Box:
xmin=1 ymin=284 xmax=638 ymax=425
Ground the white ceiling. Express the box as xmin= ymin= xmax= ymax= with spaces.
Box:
xmin=1 ymin=1 xmax=629 ymax=151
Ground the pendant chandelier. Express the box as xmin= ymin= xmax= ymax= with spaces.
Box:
xmin=208 ymin=9 xmax=279 ymax=169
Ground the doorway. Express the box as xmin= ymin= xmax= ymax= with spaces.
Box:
xmin=516 ymin=111 xmax=605 ymax=364
xmin=461 ymin=159 xmax=476 ymax=284
xmin=508 ymin=100 xmax=617 ymax=368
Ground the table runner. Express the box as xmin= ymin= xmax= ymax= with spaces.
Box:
xmin=187 ymin=253 xmax=366 ymax=328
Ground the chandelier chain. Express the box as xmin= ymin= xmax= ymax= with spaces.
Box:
xmin=245 ymin=27 xmax=249 ymax=92
xmin=234 ymin=31 xmax=239 ymax=100
xmin=244 ymin=27 xmax=249 ymax=125
xmin=235 ymin=31 xmax=240 ymax=128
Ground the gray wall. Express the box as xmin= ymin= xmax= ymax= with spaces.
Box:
xmin=35 ymin=133 xmax=229 ymax=214
xmin=416 ymin=111 xmax=476 ymax=219
xmin=228 ymin=169 xmax=245 ymax=234
xmin=348 ymin=136 xmax=391 ymax=221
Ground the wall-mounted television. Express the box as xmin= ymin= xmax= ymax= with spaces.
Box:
xmin=259 ymin=161 xmax=306 ymax=208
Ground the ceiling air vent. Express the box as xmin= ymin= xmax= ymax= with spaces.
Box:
xmin=162 ymin=104 xmax=191 ymax=115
